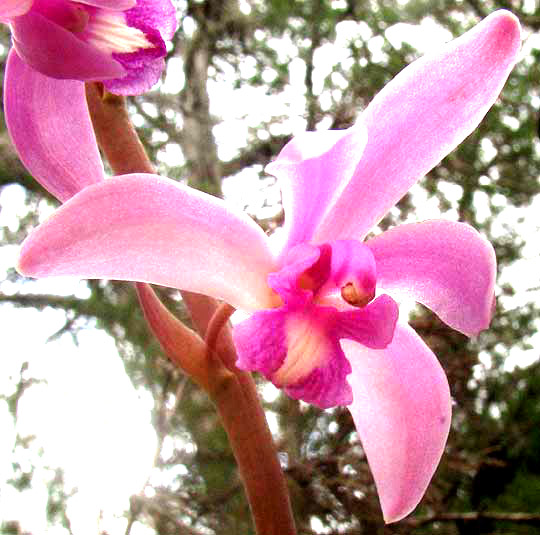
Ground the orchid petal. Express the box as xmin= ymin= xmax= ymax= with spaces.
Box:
xmin=0 ymin=0 xmax=33 ymax=19
xmin=234 ymin=295 xmax=398 ymax=409
xmin=314 ymin=10 xmax=521 ymax=242
xmin=4 ymin=50 xmax=104 ymax=202
xmin=18 ymin=174 xmax=277 ymax=311
xmin=367 ymin=220 xmax=496 ymax=336
xmin=266 ymin=124 xmax=367 ymax=254
xmin=345 ymin=323 xmax=451 ymax=523
xmin=234 ymin=302 xmax=352 ymax=408
xmin=11 ymin=11 xmax=125 ymax=81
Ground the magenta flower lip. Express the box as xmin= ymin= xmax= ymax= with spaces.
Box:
xmin=13 ymin=10 xmax=521 ymax=523
xmin=3 ymin=0 xmax=177 ymax=95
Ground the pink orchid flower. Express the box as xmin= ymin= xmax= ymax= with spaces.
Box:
xmin=1 ymin=0 xmax=176 ymax=95
xmin=16 ymin=11 xmax=520 ymax=522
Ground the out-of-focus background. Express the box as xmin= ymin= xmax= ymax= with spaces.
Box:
xmin=1 ymin=1 xmax=540 ymax=534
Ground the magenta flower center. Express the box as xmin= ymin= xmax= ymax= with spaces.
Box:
xmin=269 ymin=240 xmax=378 ymax=311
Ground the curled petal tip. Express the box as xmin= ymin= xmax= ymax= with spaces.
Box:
xmin=490 ymin=9 xmax=521 ymax=37
xmin=484 ymin=10 xmax=522 ymax=63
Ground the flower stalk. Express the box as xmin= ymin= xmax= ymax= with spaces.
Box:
xmin=85 ymin=82 xmax=296 ymax=535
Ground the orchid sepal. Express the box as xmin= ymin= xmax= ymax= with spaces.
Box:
xmin=18 ymin=173 xmax=277 ymax=312
xmin=345 ymin=323 xmax=452 ymax=523
xmin=4 ymin=50 xmax=104 ymax=202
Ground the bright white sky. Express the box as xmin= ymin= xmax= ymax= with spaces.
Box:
xmin=1 ymin=10 xmax=539 ymax=534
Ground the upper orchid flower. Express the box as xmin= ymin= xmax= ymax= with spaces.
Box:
xmin=15 ymin=11 xmax=521 ymax=523
xmin=1 ymin=0 xmax=176 ymax=94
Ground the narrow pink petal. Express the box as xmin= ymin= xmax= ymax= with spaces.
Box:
xmin=4 ymin=51 xmax=104 ymax=202
xmin=0 ymin=0 xmax=33 ymax=19
xmin=266 ymin=125 xmax=367 ymax=254
xmin=314 ymin=10 xmax=521 ymax=242
xmin=11 ymin=11 xmax=125 ymax=81
xmin=345 ymin=323 xmax=451 ymax=523
xmin=367 ymin=220 xmax=496 ymax=336
xmin=18 ymin=174 xmax=277 ymax=311
xmin=77 ymin=0 xmax=136 ymax=10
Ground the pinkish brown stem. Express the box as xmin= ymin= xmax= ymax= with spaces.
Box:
xmin=85 ymin=83 xmax=296 ymax=535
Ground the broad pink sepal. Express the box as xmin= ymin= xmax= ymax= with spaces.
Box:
xmin=18 ymin=174 xmax=277 ymax=311
xmin=313 ymin=10 xmax=521 ymax=242
xmin=345 ymin=323 xmax=451 ymax=522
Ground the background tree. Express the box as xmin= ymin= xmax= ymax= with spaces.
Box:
xmin=1 ymin=0 xmax=539 ymax=533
